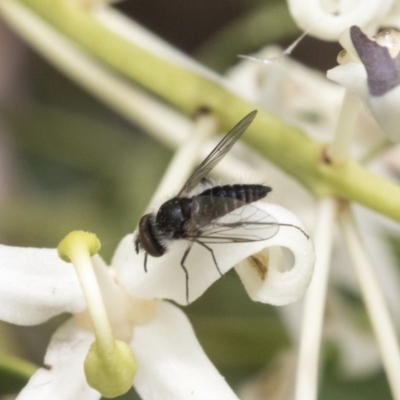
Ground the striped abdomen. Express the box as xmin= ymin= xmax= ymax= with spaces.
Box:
xmin=193 ymin=184 xmax=271 ymax=221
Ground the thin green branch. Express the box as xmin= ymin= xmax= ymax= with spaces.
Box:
xmin=3 ymin=0 xmax=400 ymax=223
xmin=195 ymin=1 xmax=300 ymax=71
xmin=0 ymin=355 xmax=36 ymax=393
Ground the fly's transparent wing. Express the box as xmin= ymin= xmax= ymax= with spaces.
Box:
xmin=183 ymin=197 xmax=280 ymax=244
xmin=177 ymin=110 xmax=257 ymax=196
xmin=183 ymin=195 xmax=256 ymax=231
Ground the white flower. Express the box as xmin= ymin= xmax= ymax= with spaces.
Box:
xmin=328 ymin=25 xmax=400 ymax=141
xmin=287 ymin=0 xmax=394 ymax=41
xmin=0 ymin=200 xmax=314 ymax=399
xmin=0 ymin=235 xmax=235 ymax=399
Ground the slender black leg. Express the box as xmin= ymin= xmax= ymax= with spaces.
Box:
xmin=181 ymin=245 xmax=193 ymax=304
xmin=200 ymin=177 xmax=213 ymax=187
xmin=195 ymin=241 xmax=223 ymax=276
xmin=144 ymin=252 xmax=148 ymax=273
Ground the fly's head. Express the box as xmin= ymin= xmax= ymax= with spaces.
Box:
xmin=135 ymin=213 xmax=166 ymax=257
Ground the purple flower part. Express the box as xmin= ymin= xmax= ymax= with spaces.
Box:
xmin=350 ymin=26 xmax=400 ymax=96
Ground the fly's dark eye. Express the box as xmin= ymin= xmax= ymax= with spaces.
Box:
xmin=138 ymin=214 xmax=166 ymax=257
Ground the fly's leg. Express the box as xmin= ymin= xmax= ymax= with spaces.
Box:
xmin=200 ymin=177 xmax=213 ymax=188
xmin=195 ymin=241 xmax=223 ymax=276
xmin=144 ymin=252 xmax=148 ymax=273
xmin=181 ymin=244 xmax=193 ymax=304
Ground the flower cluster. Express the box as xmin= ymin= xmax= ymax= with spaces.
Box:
xmin=0 ymin=112 xmax=314 ymax=399
xmin=0 ymin=0 xmax=400 ymax=399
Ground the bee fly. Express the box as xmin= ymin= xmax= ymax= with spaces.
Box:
xmin=135 ymin=110 xmax=304 ymax=303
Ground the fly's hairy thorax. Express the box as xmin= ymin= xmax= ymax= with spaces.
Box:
xmin=155 ymin=197 xmax=192 ymax=239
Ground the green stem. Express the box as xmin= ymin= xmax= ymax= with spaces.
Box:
xmin=0 ymin=355 xmax=36 ymax=393
xmin=4 ymin=0 xmax=400 ymax=223
xmin=195 ymin=1 xmax=300 ymax=71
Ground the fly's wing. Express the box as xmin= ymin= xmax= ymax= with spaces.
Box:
xmin=183 ymin=196 xmax=280 ymax=243
xmin=177 ymin=110 xmax=257 ymax=197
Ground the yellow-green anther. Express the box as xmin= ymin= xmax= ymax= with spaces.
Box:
xmin=84 ymin=339 xmax=137 ymax=398
xmin=57 ymin=231 xmax=101 ymax=262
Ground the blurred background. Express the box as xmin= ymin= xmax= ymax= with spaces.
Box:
xmin=0 ymin=0 xmax=393 ymax=399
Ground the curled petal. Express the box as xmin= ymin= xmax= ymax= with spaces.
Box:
xmin=235 ymin=205 xmax=315 ymax=305
xmin=132 ymin=301 xmax=239 ymax=400
xmin=17 ymin=319 xmax=99 ymax=400
xmin=0 ymin=245 xmax=85 ymax=325
xmin=287 ymin=0 xmax=393 ymax=41
xmin=114 ymin=203 xmax=314 ymax=305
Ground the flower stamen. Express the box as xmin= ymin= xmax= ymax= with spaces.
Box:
xmin=58 ymin=231 xmax=137 ymax=397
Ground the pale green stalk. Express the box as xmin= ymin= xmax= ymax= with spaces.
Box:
xmin=328 ymin=92 xmax=360 ymax=162
xmin=294 ymin=198 xmax=337 ymax=400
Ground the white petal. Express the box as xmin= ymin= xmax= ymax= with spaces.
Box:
xmin=327 ymin=63 xmax=368 ymax=99
xmin=235 ymin=205 xmax=315 ymax=305
xmin=287 ymin=0 xmax=393 ymax=41
xmin=0 ymin=245 xmax=86 ymax=325
xmin=114 ymin=204 xmax=313 ymax=305
xmin=132 ymin=301 xmax=239 ymax=400
xmin=368 ymin=87 xmax=400 ymax=141
xmin=17 ymin=319 xmax=99 ymax=400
